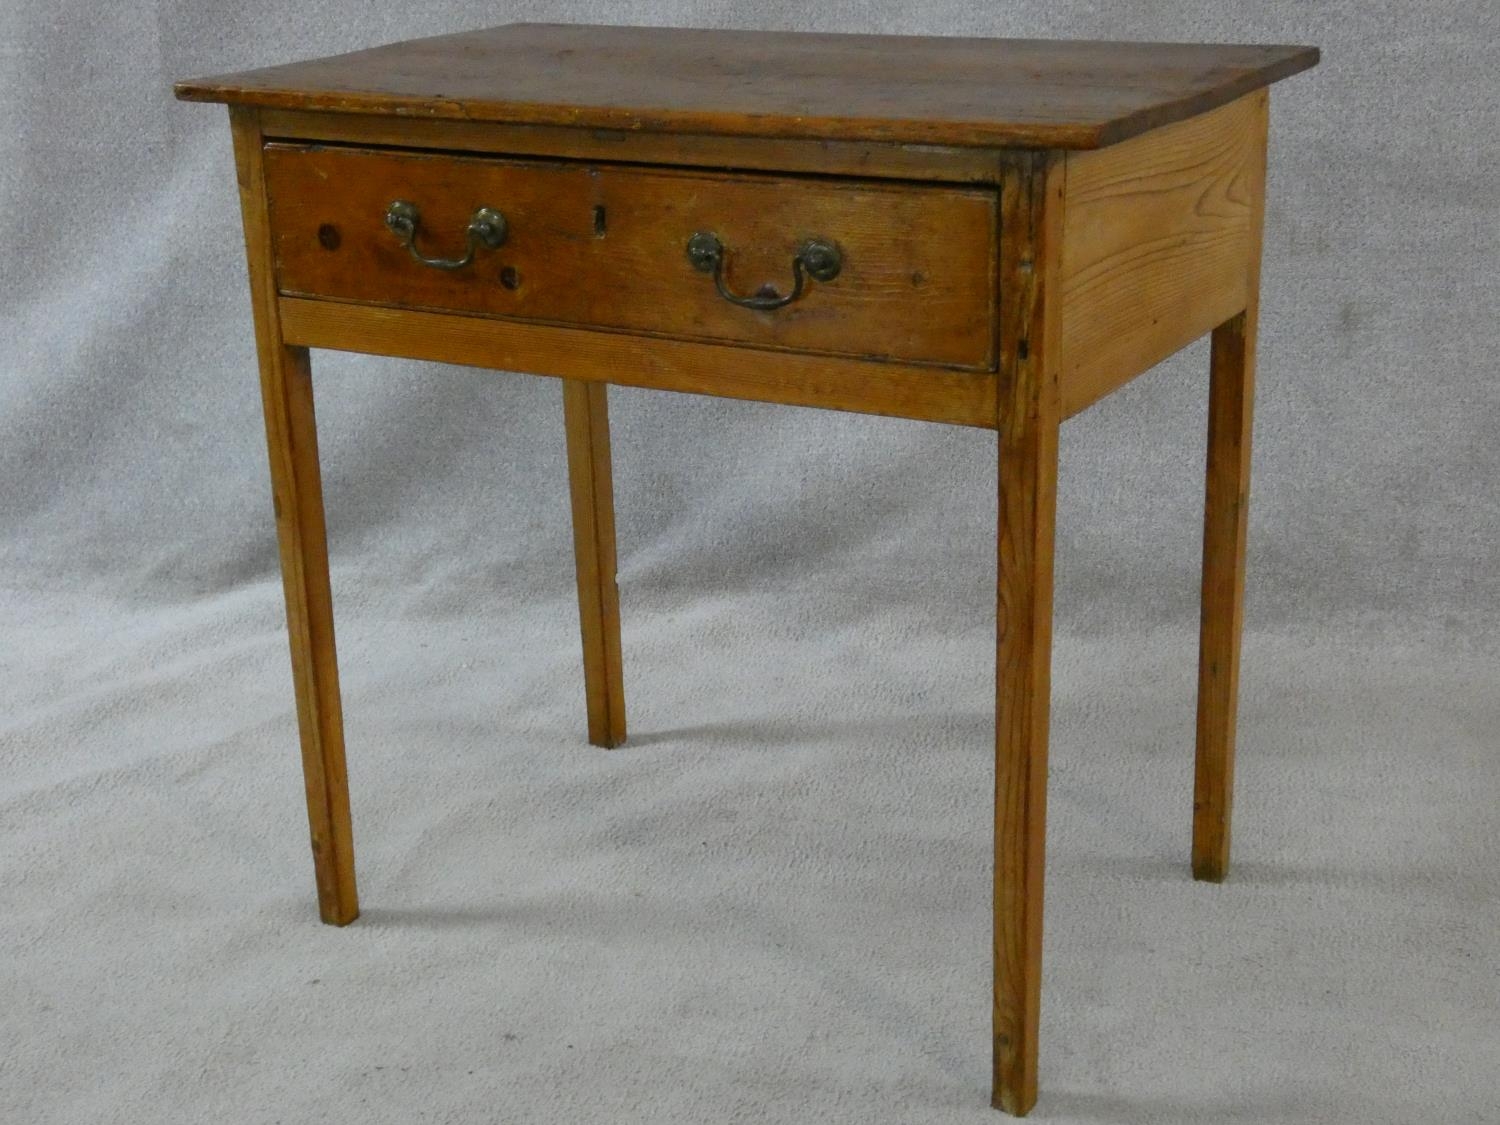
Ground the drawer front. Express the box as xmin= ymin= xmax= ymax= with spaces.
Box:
xmin=263 ymin=145 xmax=998 ymax=370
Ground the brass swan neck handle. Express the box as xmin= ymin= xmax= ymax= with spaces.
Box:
xmin=685 ymin=232 xmax=842 ymax=311
xmin=384 ymin=200 xmax=508 ymax=271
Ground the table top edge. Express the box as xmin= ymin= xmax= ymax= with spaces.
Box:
xmin=173 ymin=27 xmax=1320 ymax=152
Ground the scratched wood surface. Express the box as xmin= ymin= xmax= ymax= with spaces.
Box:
xmin=177 ymin=24 xmax=1317 ymax=150
xmin=264 ymin=143 xmax=998 ymax=369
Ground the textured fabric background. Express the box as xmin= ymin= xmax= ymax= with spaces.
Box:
xmin=2 ymin=3 xmax=1496 ymax=1123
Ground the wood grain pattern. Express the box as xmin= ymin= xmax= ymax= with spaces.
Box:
xmin=176 ymin=24 xmax=1318 ymax=150
xmin=231 ymin=108 xmax=358 ymax=926
xmin=277 ymin=297 xmax=999 ymax=429
xmin=563 ymin=380 xmax=626 ymax=749
xmin=255 ymin=109 xmax=1003 ymax=185
xmin=184 ymin=31 xmax=1317 ymax=1112
xmin=263 ymin=144 xmax=998 ymax=370
xmin=992 ymin=149 xmax=1065 ymax=1118
xmin=1194 ymin=96 xmax=1268 ymax=883
xmin=1058 ymin=92 xmax=1267 ymax=417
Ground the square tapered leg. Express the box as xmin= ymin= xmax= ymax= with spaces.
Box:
xmin=562 ymin=379 xmax=626 ymax=749
xmin=1192 ymin=308 xmax=1259 ymax=881
xmin=992 ymin=151 xmax=1064 ymax=1117
xmin=232 ymin=108 xmax=358 ymax=925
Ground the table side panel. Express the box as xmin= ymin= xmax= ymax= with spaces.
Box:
xmin=1057 ymin=91 xmax=1268 ymax=418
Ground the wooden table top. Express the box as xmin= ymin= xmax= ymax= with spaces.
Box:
xmin=175 ymin=23 xmax=1318 ymax=150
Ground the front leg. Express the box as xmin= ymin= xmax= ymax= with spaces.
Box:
xmin=257 ymin=343 xmax=359 ymax=925
xmin=993 ymin=404 xmax=1059 ymax=1115
xmin=232 ymin=107 xmax=358 ymax=925
xmin=992 ymin=151 xmax=1064 ymax=1116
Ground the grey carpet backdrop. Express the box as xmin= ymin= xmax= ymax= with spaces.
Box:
xmin=3 ymin=2 xmax=1497 ymax=1123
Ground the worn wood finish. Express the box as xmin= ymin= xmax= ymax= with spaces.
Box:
xmin=178 ymin=25 xmax=1317 ymax=150
xmin=264 ymin=144 xmax=997 ymax=370
xmin=991 ymin=151 xmax=1065 ymax=1117
xmin=1194 ymin=96 xmax=1268 ymax=883
xmin=230 ymin=108 xmax=358 ymax=926
xmin=277 ymin=297 xmax=999 ymax=429
xmin=181 ymin=31 xmax=1318 ymax=1115
xmin=563 ymin=380 xmax=626 ymax=749
xmin=256 ymin=109 xmax=1004 ymax=185
xmin=1058 ymin=92 xmax=1267 ymax=418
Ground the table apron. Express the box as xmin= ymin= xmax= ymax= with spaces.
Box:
xmin=277 ymin=296 xmax=1000 ymax=428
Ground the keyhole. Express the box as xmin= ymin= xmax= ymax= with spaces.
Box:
xmin=500 ymin=266 xmax=520 ymax=290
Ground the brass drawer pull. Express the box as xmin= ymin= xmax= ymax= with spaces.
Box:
xmin=685 ymin=232 xmax=842 ymax=311
xmin=384 ymin=200 xmax=507 ymax=270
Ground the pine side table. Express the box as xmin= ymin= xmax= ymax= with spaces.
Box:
xmin=176 ymin=25 xmax=1319 ymax=1115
